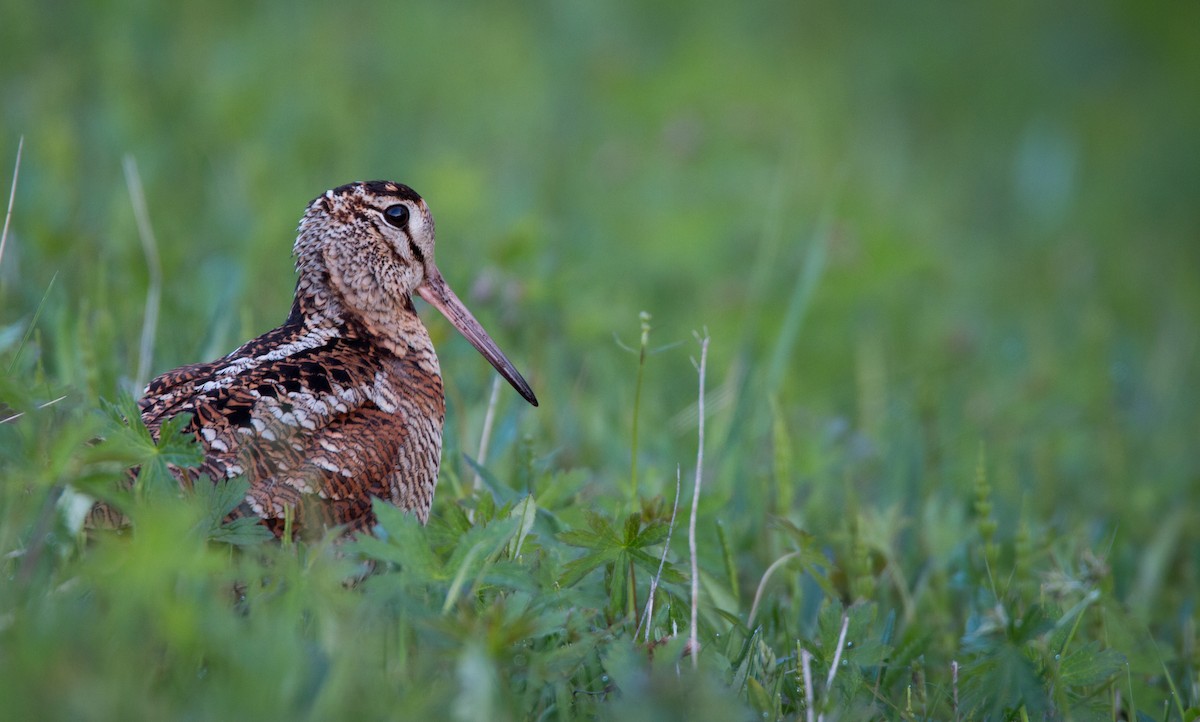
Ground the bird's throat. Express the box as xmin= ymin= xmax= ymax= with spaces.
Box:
xmin=292 ymin=272 xmax=435 ymax=365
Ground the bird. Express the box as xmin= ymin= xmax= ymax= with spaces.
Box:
xmin=91 ymin=180 xmax=538 ymax=539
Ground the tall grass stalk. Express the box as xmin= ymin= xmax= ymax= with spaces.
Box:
xmin=471 ymin=375 xmax=502 ymax=494
xmin=800 ymin=646 xmax=815 ymax=722
xmin=628 ymin=311 xmax=651 ymax=501
xmin=122 ymin=156 xmax=162 ymax=392
xmin=6 ymin=271 xmax=56 ymax=375
xmin=0 ymin=136 xmax=22 ymax=270
xmin=688 ymin=329 xmax=709 ymax=667
xmin=747 ymin=551 xmax=801 ymax=628
xmin=824 ymin=613 xmax=849 ymax=693
xmin=763 ymin=221 xmax=828 ymax=396
xmin=637 ymin=464 xmax=681 ymax=642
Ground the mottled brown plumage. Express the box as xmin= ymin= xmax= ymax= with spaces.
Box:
xmin=97 ymin=181 xmax=537 ymax=537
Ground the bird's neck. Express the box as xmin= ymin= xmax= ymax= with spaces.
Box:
xmin=290 ymin=272 xmax=434 ymax=362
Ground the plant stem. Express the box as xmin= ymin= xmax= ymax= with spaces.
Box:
xmin=629 ymin=311 xmax=651 ymax=501
xmin=689 ymin=330 xmax=709 ymax=667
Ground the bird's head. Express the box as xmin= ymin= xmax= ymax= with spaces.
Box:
xmin=295 ymin=181 xmax=537 ymax=406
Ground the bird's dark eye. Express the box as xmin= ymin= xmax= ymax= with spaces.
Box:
xmin=383 ymin=204 xmax=411 ymax=228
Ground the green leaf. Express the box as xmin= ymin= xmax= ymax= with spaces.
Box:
xmin=92 ymin=395 xmax=163 ymax=459
xmin=352 ymin=498 xmax=442 ymax=577
xmin=558 ymin=510 xmax=621 ymax=550
xmin=745 ymin=676 xmax=773 ymax=715
xmin=556 ymin=528 xmax=610 ymax=549
xmin=506 ymin=494 xmax=537 ymax=558
xmin=629 ymin=520 xmax=669 ymax=548
xmin=460 ymin=452 xmax=518 ymax=509
xmin=208 ymin=515 xmax=274 ymax=547
xmin=626 ymin=547 xmax=686 ymax=584
xmin=961 ymin=644 xmax=1048 ymax=719
xmin=584 ymin=509 xmax=618 ymax=539
xmin=622 ymin=512 xmax=641 ymax=544
xmin=193 ymin=474 xmax=250 ymax=521
xmin=1058 ymin=643 xmax=1126 ymax=688
xmin=442 ymin=517 xmax=518 ymax=612
xmin=474 ymin=486 xmax=498 ymax=523
xmin=730 ymin=626 xmax=763 ymax=691
xmin=1010 ymin=603 xmax=1055 ymax=645
xmin=558 ymin=547 xmax=622 ymax=588
xmin=478 ymin=560 xmax=539 ymax=595
xmin=151 ymin=412 xmax=206 ymax=468
xmin=645 ymin=558 xmax=689 ymax=586
xmin=191 ymin=476 xmax=273 ymax=547
xmin=95 ymin=395 xmax=205 ymax=499
xmin=716 ymin=520 xmax=739 ymax=602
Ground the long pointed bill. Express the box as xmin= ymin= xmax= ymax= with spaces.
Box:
xmin=417 ymin=267 xmax=539 ymax=407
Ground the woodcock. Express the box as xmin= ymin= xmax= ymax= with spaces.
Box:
xmin=96 ymin=181 xmax=537 ymax=538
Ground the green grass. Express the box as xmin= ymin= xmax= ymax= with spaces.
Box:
xmin=2 ymin=1 xmax=1199 ymax=719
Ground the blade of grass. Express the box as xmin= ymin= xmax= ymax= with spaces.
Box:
xmin=0 ymin=135 xmax=23 ymax=271
xmin=629 ymin=311 xmax=651 ymax=502
xmin=7 ymin=271 xmax=57 ymax=374
xmin=123 ymin=156 xmax=162 ymax=391
xmin=746 ymin=551 xmax=801 ymax=630
xmin=637 ymin=463 xmax=681 ymax=643
xmin=470 ymin=374 xmax=502 ymax=498
xmin=0 ymin=394 xmax=67 ymax=425
xmin=764 ymin=220 xmax=829 ymax=394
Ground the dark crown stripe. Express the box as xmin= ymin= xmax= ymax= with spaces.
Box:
xmin=328 ymin=180 xmax=423 ymax=203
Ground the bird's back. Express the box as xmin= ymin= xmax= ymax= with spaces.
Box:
xmin=139 ymin=314 xmax=445 ymax=536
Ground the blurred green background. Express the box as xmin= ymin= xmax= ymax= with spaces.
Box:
xmin=2 ymin=0 xmax=1198 ymax=717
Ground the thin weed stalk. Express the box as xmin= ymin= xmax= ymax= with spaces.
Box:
xmin=6 ymin=271 xmax=57 ymax=374
xmin=637 ymin=464 xmax=682 ymax=642
xmin=688 ymin=329 xmax=709 ymax=666
xmin=824 ymin=613 xmax=850 ymax=694
xmin=951 ymin=660 xmax=960 ymax=722
xmin=471 ymin=375 xmax=503 ymax=494
xmin=800 ymin=645 xmax=815 ymax=722
xmin=629 ymin=311 xmax=651 ymax=501
xmin=0 ymin=135 xmax=23 ymax=271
